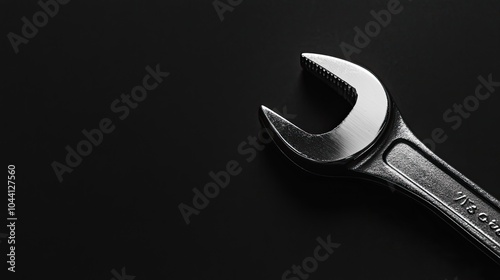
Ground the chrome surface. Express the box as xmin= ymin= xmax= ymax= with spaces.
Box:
xmin=260 ymin=53 xmax=389 ymax=163
xmin=260 ymin=53 xmax=500 ymax=262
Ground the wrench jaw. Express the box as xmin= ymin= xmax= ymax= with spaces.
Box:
xmin=261 ymin=54 xmax=500 ymax=262
xmin=259 ymin=53 xmax=391 ymax=176
xmin=259 ymin=105 xmax=350 ymax=176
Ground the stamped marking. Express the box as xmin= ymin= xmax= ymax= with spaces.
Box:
xmin=385 ymin=142 xmax=500 ymax=247
xmin=453 ymin=191 xmax=500 ymax=237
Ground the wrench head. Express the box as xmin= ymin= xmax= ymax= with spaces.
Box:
xmin=260 ymin=53 xmax=390 ymax=169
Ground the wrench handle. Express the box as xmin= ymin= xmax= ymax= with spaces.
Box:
xmin=387 ymin=141 xmax=500 ymax=257
xmin=354 ymin=110 xmax=500 ymax=261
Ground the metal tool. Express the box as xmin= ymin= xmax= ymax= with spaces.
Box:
xmin=260 ymin=53 xmax=500 ymax=261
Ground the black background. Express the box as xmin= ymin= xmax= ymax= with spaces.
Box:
xmin=3 ymin=0 xmax=500 ymax=279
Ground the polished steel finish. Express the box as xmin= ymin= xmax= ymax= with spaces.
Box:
xmin=260 ymin=53 xmax=500 ymax=262
xmin=260 ymin=53 xmax=389 ymax=163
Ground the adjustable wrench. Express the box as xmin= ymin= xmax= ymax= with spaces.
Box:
xmin=260 ymin=53 xmax=500 ymax=261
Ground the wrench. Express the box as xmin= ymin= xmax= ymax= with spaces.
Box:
xmin=260 ymin=53 xmax=500 ymax=261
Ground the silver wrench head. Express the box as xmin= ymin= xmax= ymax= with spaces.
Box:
xmin=260 ymin=53 xmax=390 ymax=167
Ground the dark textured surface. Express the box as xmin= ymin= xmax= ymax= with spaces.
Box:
xmin=3 ymin=0 xmax=500 ymax=279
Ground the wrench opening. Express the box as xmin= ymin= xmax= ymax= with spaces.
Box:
xmin=260 ymin=53 xmax=390 ymax=166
